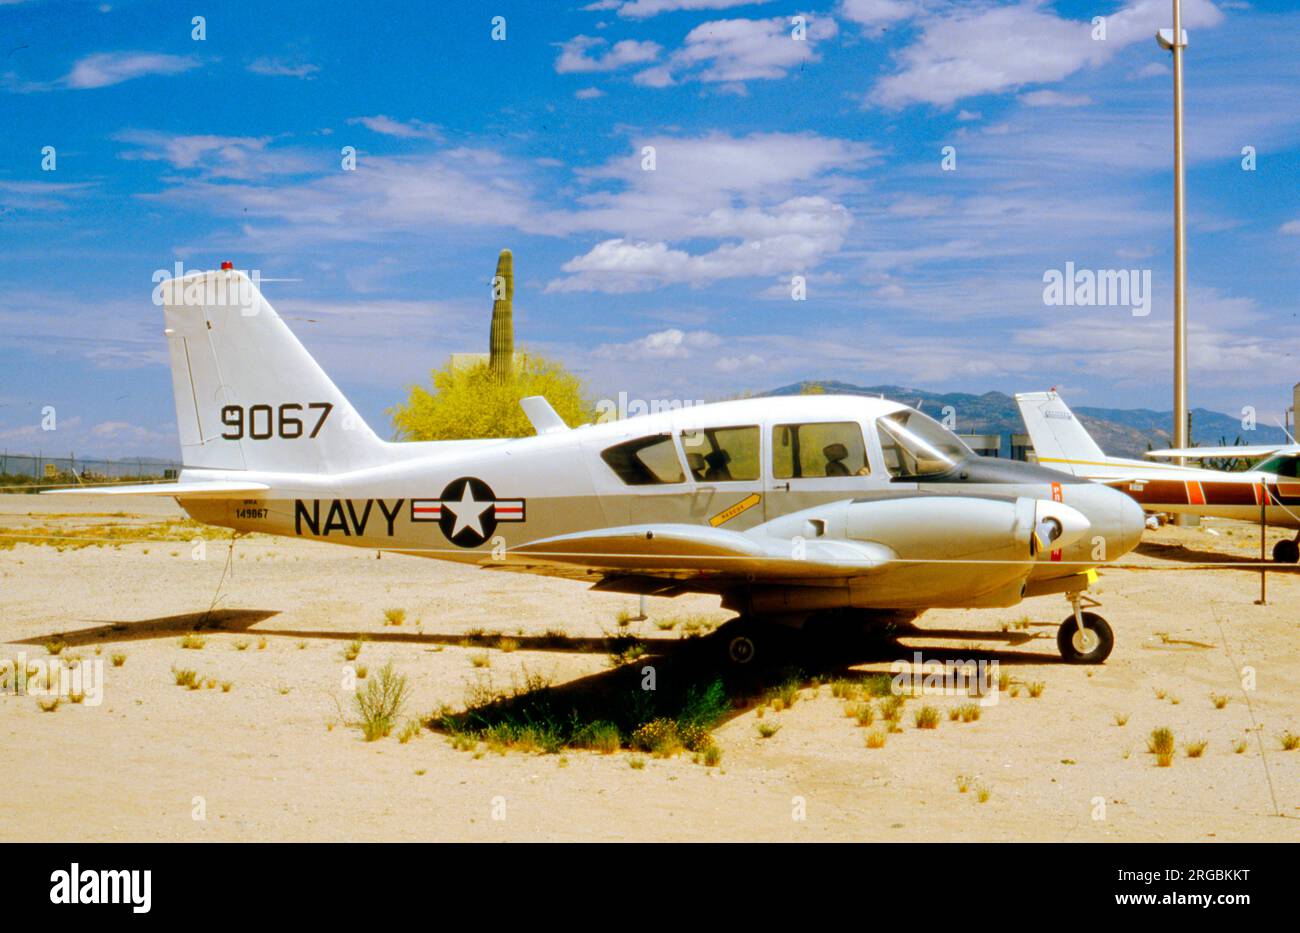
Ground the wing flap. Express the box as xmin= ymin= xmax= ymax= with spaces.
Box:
xmin=503 ymin=524 xmax=893 ymax=579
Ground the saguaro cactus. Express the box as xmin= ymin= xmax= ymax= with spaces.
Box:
xmin=489 ymin=248 xmax=514 ymax=381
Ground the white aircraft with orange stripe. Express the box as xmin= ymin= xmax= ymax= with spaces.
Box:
xmin=1017 ymin=391 xmax=1300 ymax=563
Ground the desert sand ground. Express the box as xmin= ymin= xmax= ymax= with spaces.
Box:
xmin=2 ymin=494 xmax=1298 ymax=842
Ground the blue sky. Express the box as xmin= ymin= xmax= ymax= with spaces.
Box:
xmin=1 ymin=0 xmax=1297 ymax=458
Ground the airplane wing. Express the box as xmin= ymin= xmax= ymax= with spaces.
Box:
xmin=495 ymin=523 xmax=894 ymax=580
xmin=41 ymin=481 xmax=270 ymax=498
xmin=1145 ymin=445 xmax=1291 ymax=460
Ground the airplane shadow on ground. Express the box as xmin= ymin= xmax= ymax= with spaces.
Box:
xmin=14 ymin=608 xmax=280 ymax=648
xmin=17 ymin=611 xmax=1061 ymax=737
xmin=18 ymin=608 xmax=1060 ymax=669
xmin=16 ymin=607 xmax=699 ymax=659
xmin=424 ymin=619 xmax=1073 ymax=737
xmin=1137 ymin=541 xmax=1300 ymax=572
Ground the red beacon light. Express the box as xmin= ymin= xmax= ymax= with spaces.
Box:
xmin=220 ymin=261 xmax=233 ymax=270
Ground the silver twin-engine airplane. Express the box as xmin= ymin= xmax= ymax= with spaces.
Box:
xmin=53 ymin=268 xmax=1147 ymax=665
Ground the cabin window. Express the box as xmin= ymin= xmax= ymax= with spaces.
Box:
xmin=600 ymin=434 xmax=685 ymax=485
xmin=773 ymin=422 xmax=869 ymax=479
xmin=876 ymin=409 xmax=971 ymax=478
xmin=680 ymin=425 xmax=760 ymax=482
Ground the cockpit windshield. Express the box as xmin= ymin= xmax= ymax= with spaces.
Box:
xmin=876 ymin=409 xmax=971 ymax=478
xmin=1254 ymin=454 xmax=1300 ymax=478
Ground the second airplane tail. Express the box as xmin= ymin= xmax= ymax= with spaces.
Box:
xmin=1014 ymin=390 xmax=1107 ymax=476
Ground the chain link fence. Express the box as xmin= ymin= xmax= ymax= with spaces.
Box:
xmin=0 ymin=452 xmax=180 ymax=493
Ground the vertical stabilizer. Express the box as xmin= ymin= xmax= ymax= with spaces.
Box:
xmin=161 ymin=269 xmax=387 ymax=473
xmin=1014 ymin=391 xmax=1106 ymax=476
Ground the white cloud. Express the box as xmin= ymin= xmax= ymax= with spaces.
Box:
xmin=1010 ymin=287 xmax=1296 ymax=394
xmin=547 ymin=132 xmax=872 ymax=291
xmin=555 ymin=36 xmax=662 ymax=73
xmin=839 ymin=0 xmax=915 ymax=27
xmin=576 ymin=131 xmax=872 ymax=206
xmin=114 ymin=131 xmax=315 ymax=179
xmin=870 ymin=0 xmax=1224 ymax=108
xmin=65 ymin=51 xmax=200 ymax=89
xmin=0 ymin=290 xmax=170 ymax=373
xmin=1019 ymin=89 xmax=1092 ymax=107
xmin=603 ymin=0 xmax=772 ymax=19
xmin=1130 ymin=62 xmax=1170 ymax=79
xmin=636 ymin=14 xmax=837 ymax=87
xmin=549 ymin=197 xmax=851 ymax=292
xmin=142 ymin=148 xmax=553 ymax=244
xmin=1281 ymin=220 xmax=1300 ymax=235
xmin=135 ymin=128 xmax=870 ymax=294
xmin=116 ymin=132 xmax=266 ymax=168
xmin=575 ymin=86 xmax=605 ymax=99
xmin=248 ymin=58 xmax=320 ymax=79
xmin=715 ymin=353 xmax=764 ymax=372
xmin=0 ymin=180 xmax=97 ymax=212
xmin=347 ymin=115 xmax=441 ymax=140
xmin=595 ymin=328 xmax=722 ymax=360
xmin=0 ymin=416 xmax=174 ymax=459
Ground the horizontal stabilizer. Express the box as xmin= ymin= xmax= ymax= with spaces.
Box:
xmin=42 ymin=481 xmax=270 ymax=499
xmin=1145 ymin=445 xmax=1287 ymax=460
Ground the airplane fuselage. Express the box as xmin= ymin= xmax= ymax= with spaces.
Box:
xmin=178 ymin=395 xmax=1145 ymax=610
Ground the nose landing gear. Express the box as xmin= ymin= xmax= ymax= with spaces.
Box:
xmin=1272 ymin=534 xmax=1299 ymax=564
xmin=1057 ymin=591 xmax=1113 ymax=664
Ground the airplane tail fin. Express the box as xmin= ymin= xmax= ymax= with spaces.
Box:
xmin=160 ymin=269 xmax=387 ymax=474
xmin=1014 ymin=390 xmax=1106 ymax=476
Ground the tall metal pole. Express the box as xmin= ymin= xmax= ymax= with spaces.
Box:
xmin=1171 ymin=0 xmax=1188 ymax=464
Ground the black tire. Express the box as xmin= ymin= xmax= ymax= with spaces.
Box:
xmin=725 ymin=630 xmax=758 ymax=665
xmin=1272 ymin=539 xmax=1299 ymax=564
xmin=716 ymin=618 xmax=794 ymax=669
xmin=1057 ymin=611 xmax=1114 ymax=664
xmin=716 ymin=617 xmax=761 ymax=667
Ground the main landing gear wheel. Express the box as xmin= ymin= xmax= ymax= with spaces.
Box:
xmin=717 ymin=618 xmax=793 ymax=669
xmin=716 ymin=617 xmax=764 ymax=667
xmin=726 ymin=630 xmax=758 ymax=665
xmin=1057 ymin=611 xmax=1113 ymax=664
xmin=1272 ymin=538 xmax=1300 ymax=564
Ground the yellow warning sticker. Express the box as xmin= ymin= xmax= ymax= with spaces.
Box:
xmin=709 ymin=492 xmax=761 ymax=527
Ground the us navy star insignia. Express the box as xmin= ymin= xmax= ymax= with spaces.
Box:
xmin=443 ymin=484 xmax=493 ymax=538
xmin=410 ymin=477 xmax=526 ymax=547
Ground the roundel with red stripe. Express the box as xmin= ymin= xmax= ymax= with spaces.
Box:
xmin=409 ymin=476 xmax=527 ymax=548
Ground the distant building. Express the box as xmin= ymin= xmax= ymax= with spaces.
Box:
xmin=958 ymin=434 xmax=1000 ymax=458
xmin=1011 ymin=433 xmax=1036 ymax=463
xmin=956 ymin=433 xmax=1036 ymax=460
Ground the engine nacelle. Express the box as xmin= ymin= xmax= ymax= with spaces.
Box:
xmin=752 ymin=494 xmax=1090 ymax=610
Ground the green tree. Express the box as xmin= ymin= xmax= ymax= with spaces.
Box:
xmin=389 ymin=352 xmax=597 ymax=441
